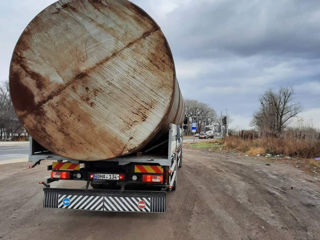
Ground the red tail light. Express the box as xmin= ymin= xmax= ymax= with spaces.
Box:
xmin=142 ymin=174 xmax=163 ymax=183
xmin=119 ymin=174 xmax=125 ymax=181
xmin=51 ymin=171 xmax=70 ymax=179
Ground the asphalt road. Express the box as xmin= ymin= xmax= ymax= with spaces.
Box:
xmin=0 ymin=142 xmax=29 ymax=162
xmin=0 ymin=148 xmax=320 ymax=240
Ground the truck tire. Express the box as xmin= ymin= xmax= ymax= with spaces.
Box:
xmin=171 ymin=180 xmax=176 ymax=191
xmin=171 ymin=171 xmax=177 ymax=191
xmin=178 ymin=150 xmax=183 ymax=168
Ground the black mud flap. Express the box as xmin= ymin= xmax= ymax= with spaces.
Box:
xmin=43 ymin=188 xmax=166 ymax=213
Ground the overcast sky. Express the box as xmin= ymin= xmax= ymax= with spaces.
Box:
xmin=1 ymin=0 xmax=319 ymax=129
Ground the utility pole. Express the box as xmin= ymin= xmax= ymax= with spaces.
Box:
xmin=222 ymin=116 xmax=228 ymax=138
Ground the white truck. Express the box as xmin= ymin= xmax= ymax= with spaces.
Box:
xmin=30 ymin=124 xmax=182 ymax=213
xmin=11 ymin=0 xmax=185 ymax=214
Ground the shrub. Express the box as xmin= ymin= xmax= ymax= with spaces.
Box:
xmin=224 ymin=136 xmax=320 ymax=158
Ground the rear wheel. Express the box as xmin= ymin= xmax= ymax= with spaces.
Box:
xmin=171 ymin=171 xmax=177 ymax=191
xmin=171 ymin=180 xmax=176 ymax=191
xmin=178 ymin=150 xmax=183 ymax=168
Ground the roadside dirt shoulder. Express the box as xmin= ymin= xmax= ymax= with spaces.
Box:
xmin=0 ymin=149 xmax=319 ymax=240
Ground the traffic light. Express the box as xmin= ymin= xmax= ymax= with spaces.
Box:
xmin=222 ymin=116 xmax=227 ymax=125
xmin=184 ymin=116 xmax=188 ymax=125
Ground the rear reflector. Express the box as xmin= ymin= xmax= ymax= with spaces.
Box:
xmin=52 ymin=162 xmax=80 ymax=171
xmin=135 ymin=165 xmax=163 ymax=174
xmin=51 ymin=171 xmax=70 ymax=179
xmin=142 ymin=174 xmax=163 ymax=183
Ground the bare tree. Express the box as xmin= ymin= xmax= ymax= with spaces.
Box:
xmin=0 ymin=81 xmax=25 ymax=140
xmin=185 ymin=99 xmax=216 ymax=134
xmin=252 ymin=88 xmax=301 ymax=136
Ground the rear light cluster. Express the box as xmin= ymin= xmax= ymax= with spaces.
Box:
xmin=142 ymin=174 xmax=163 ymax=183
xmin=51 ymin=171 xmax=163 ymax=183
xmin=50 ymin=171 xmax=82 ymax=179
xmin=51 ymin=171 xmax=70 ymax=179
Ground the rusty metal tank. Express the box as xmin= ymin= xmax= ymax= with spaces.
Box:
xmin=9 ymin=0 xmax=184 ymax=161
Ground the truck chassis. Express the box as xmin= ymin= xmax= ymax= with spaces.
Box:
xmin=30 ymin=124 xmax=182 ymax=213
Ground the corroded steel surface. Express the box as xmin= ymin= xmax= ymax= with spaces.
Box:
xmin=9 ymin=0 xmax=184 ymax=161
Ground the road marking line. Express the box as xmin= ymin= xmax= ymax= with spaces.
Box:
xmin=0 ymin=158 xmax=28 ymax=165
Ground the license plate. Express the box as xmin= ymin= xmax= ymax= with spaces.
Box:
xmin=93 ymin=173 xmax=120 ymax=181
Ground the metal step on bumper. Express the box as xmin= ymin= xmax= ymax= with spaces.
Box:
xmin=43 ymin=188 xmax=166 ymax=213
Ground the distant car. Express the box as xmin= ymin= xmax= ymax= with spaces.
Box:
xmin=195 ymin=133 xmax=200 ymax=137
xmin=199 ymin=132 xmax=208 ymax=139
xmin=206 ymin=131 xmax=214 ymax=139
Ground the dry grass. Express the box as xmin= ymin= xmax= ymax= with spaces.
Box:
xmin=224 ymin=136 xmax=320 ymax=158
xmin=186 ymin=137 xmax=320 ymax=175
xmin=11 ymin=136 xmax=28 ymax=141
xmin=246 ymin=147 xmax=266 ymax=156
xmin=187 ymin=139 xmax=224 ymax=151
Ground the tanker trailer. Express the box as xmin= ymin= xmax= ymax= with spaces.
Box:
xmin=9 ymin=0 xmax=184 ymax=213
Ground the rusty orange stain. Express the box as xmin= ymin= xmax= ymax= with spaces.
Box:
xmin=9 ymin=0 xmax=184 ymax=161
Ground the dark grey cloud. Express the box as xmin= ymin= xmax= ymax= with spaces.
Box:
xmin=132 ymin=0 xmax=320 ymax=128
xmin=158 ymin=0 xmax=320 ymax=59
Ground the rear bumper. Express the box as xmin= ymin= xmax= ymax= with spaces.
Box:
xmin=44 ymin=188 xmax=166 ymax=213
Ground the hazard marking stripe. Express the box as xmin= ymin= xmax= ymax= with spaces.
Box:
xmin=79 ymin=196 xmax=94 ymax=210
xmin=84 ymin=196 xmax=100 ymax=210
xmin=119 ymin=197 xmax=134 ymax=212
xmin=135 ymin=165 xmax=163 ymax=173
xmin=60 ymin=163 xmax=72 ymax=170
xmin=90 ymin=198 xmax=103 ymax=211
xmin=67 ymin=164 xmax=78 ymax=170
xmin=135 ymin=165 xmax=148 ymax=173
xmin=125 ymin=197 xmax=141 ymax=212
xmin=150 ymin=166 xmax=163 ymax=174
xmin=60 ymin=163 xmax=79 ymax=171
xmin=142 ymin=197 xmax=151 ymax=208
xmin=53 ymin=162 xmax=64 ymax=170
xmin=74 ymin=196 xmax=88 ymax=209
xmin=56 ymin=194 xmax=156 ymax=212
xmin=108 ymin=197 xmax=121 ymax=211
xmin=105 ymin=197 xmax=117 ymax=212
xmin=103 ymin=202 xmax=112 ymax=211
xmin=143 ymin=166 xmax=155 ymax=173
xmin=97 ymin=202 xmax=104 ymax=211
xmin=114 ymin=197 xmax=128 ymax=211
xmin=109 ymin=197 xmax=124 ymax=212
xmin=52 ymin=162 xmax=80 ymax=171
xmin=58 ymin=194 xmax=66 ymax=203
xmin=69 ymin=195 xmax=83 ymax=209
